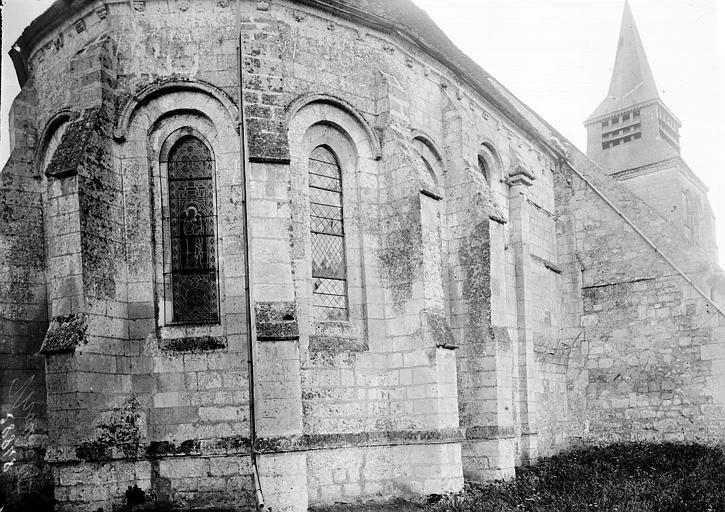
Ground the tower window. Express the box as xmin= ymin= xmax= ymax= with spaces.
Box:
xmin=601 ymin=123 xmax=642 ymax=150
xmin=684 ymin=192 xmax=701 ymax=246
xmin=166 ymin=136 xmax=220 ymax=324
xmin=309 ymin=146 xmax=348 ymax=321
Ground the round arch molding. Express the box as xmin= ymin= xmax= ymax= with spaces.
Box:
xmin=114 ymin=80 xmax=239 ymax=142
xmin=287 ymin=93 xmax=382 ymax=160
xmin=410 ymin=129 xmax=446 ymax=164
xmin=35 ymin=107 xmax=78 ymax=174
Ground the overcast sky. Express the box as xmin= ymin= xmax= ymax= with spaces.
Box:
xmin=2 ymin=0 xmax=724 ymax=260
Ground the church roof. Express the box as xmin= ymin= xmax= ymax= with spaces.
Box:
xmin=11 ymin=0 xmax=563 ymax=156
xmin=587 ymin=0 xmax=660 ymax=122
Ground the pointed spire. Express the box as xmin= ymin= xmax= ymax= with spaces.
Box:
xmin=587 ymin=0 xmax=660 ymax=121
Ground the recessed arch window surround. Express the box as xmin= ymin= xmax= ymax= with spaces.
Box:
xmin=412 ymin=135 xmax=445 ymax=198
xmin=165 ymin=135 xmax=220 ymax=324
xmin=478 ymin=142 xmax=503 ymax=186
xmin=41 ymin=122 xmax=70 ymax=172
xmin=36 ymin=110 xmax=76 ymax=177
xmin=118 ymin=84 xmax=237 ymax=342
xmin=288 ymin=98 xmax=380 ymax=347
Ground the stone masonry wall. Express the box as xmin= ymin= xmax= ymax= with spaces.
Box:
xmin=0 ymin=85 xmax=54 ymax=511
xmin=619 ymin=163 xmax=718 ymax=264
xmin=557 ymin=147 xmax=725 ymax=445
xmin=5 ymin=0 xmax=723 ymax=510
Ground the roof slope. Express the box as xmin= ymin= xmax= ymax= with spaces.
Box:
xmin=587 ymin=0 xmax=660 ymax=121
xmin=13 ymin=0 xmax=561 ymax=153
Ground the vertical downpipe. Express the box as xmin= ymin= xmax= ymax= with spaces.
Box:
xmin=236 ymin=0 xmax=264 ymax=508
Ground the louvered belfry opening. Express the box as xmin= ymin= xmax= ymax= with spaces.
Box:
xmin=167 ymin=136 xmax=220 ymax=324
xmin=309 ymin=146 xmax=348 ymax=321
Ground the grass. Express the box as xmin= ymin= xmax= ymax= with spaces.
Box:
xmin=429 ymin=443 xmax=725 ymax=512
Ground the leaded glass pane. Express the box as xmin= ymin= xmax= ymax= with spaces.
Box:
xmin=172 ymin=272 xmax=219 ymax=324
xmin=312 ymin=233 xmax=345 ymax=279
xmin=309 ymin=146 xmax=348 ymax=321
xmin=167 ymin=136 xmax=219 ymax=324
xmin=312 ymin=278 xmax=347 ymax=321
xmin=311 ymin=146 xmax=337 ymax=165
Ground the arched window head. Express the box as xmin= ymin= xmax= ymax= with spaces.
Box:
xmin=683 ymin=191 xmax=702 ymax=247
xmin=412 ymin=137 xmax=444 ymax=194
xmin=309 ymin=146 xmax=348 ymax=321
xmin=478 ymin=143 xmax=502 ymax=186
xmin=477 ymin=154 xmax=490 ymax=183
xmin=38 ymin=115 xmax=72 ymax=176
xmin=167 ymin=136 xmax=220 ymax=324
xmin=421 ymin=156 xmax=438 ymax=186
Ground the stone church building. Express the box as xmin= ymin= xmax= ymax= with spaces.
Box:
xmin=1 ymin=0 xmax=723 ymax=510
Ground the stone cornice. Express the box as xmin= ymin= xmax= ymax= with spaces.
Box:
xmin=584 ymin=98 xmax=682 ymax=129
xmin=611 ymin=156 xmax=708 ymax=193
xmin=11 ymin=0 xmax=569 ymax=162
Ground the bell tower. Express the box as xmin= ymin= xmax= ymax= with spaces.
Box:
xmin=585 ymin=1 xmax=718 ymax=261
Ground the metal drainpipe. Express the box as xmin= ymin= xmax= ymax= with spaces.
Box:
xmin=236 ymin=0 xmax=265 ymax=508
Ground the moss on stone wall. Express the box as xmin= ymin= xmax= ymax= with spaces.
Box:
xmin=40 ymin=314 xmax=88 ymax=355
xmin=460 ymin=219 xmax=493 ymax=346
xmin=77 ymin=395 xmax=142 ymax=461
xmin=44 ymin=109 xmax=102 ymax=178
xmin=158 ymin=336 xmax=227 ymax=352
xmin=379 ymin=197 xmax=423 ymax=309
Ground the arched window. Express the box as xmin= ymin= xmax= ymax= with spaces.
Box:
xmin=41 ymin=121 xmax=69 ymax=172
xmin=684 ymin=191 xmax=702 ymax=247
xmin=478 ymin=154 xmax=490 ymax=183
xmin=421 ymin=156 xmax=438 ymax=186
xmin=309 ymin=146 xmax=348 ymax=321
xmin=692 ymin=197 xmax=703 ymax=247
xmin=413 ymin=136 xmax=444 ymax=197
xmin=166 ymin=136 xmax=220 ymax=324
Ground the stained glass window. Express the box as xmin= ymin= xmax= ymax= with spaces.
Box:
xmin=167 ymin=136 xmax=219 ymax=324
xmin=309 ymin=146 xmax=348 ymax=321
